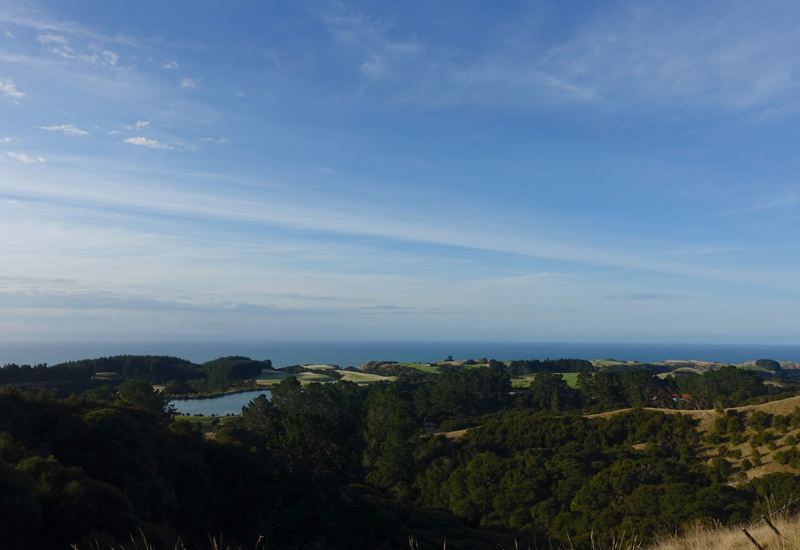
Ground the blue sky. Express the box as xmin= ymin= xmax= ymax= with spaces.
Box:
xmin=0 ymin=0 xmax=798 ymax=344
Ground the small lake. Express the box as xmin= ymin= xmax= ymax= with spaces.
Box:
xmin=170 ymin=389 xmax=271 ymax=417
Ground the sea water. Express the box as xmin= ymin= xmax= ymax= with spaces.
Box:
xmin=2 ymin=340 xmax=799 ymax=367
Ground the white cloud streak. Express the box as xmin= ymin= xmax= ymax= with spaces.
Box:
xmin=199 ymin=137 xmax=229 ymax=143
xmin=162 ymin=61 xmax=178 ymax=69
xmin=36 ymin=33 xmax=68 ymax=45
xmin=38 ymin=124 xmax=89 ymax=136
xmin=0 ymin=78 xmax=24 ymax=99
xmin=2 ymin=164 xmax=796 ymax=294
xmin=123 ymin=137 xmax=175 ymax=150
xmin=180 ymin=77 xmax=198 ymax=89
xmin=7 ymin=152 xmax=44 ymax=164
xmin=102 ymin=50 xmax=118 ymax=65
xmin=134 ymin=120 xmax=150 ymax=129
xmin=719 ymin=194 xmax=798 ymax=216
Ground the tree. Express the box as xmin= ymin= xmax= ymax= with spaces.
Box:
xmin=116 ymin=380 xmax=174 ymax=416
xmin=581 ymin=371 xmax=625 ymax=406
xmin=240 ymin=394 xmax=281 ymax=441
xmin=363 ymin=383 xmax=416 ymax=488
xmin=414 ymin=367 xmax=511 ymax=417
xmin=269 ymin=375 xmax=303 ymax=414
xmin=755 ymin=359 xmax=782 ymax=373
xmin=529 ymin=372 xmax=577 ymax=411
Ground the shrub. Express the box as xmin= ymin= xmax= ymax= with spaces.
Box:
xmin=752 ymin=430 xmax=774 ymax=446
xmin=750 ymin=410 xmax=772 ymax=431
xmin=773 ymin=414 xmax=790 ymax=433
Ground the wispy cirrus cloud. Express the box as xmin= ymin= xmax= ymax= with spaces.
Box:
xmin=34 ymin=31 xmax=122 ymax=65
xmin=199 ymin=137 xmax=229 ymax=144
xmin=0 ymin=1 xmax=135 ymax=44
xmin=39 ymin=124 xmax=88 ymax=136
xmin=667 ymin=246 xmax=741 ymax=256
xmin=36 ymin=33 xmax=68 ymax=45
xmin=102 ymin=50 xmax=118 ymax=65
xmin=162 ymin=61 xmax=178 ymax=69
xmin=134 ymin=121 xmax=149 ymax=129
xmin=320 ymin=1 xmax=800 ymax=115
xmin=607 ymin=292 xmax=692 ymax=301
xmin=718 ymin=193 xmax=798 ymax=217
xmin=123 ymin=136 xmax=175 ymax=150
xmin=180 ymin=77 xmax=198 ymax=90
xmin=7 ymin=152 xmax=44 ymax=163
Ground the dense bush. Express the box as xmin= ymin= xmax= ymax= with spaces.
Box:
xmin=201 ymin=356 xmax=272 ymax=380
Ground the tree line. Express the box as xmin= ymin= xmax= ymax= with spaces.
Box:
xmin=0 ymin=355 xmax=272 ymax=388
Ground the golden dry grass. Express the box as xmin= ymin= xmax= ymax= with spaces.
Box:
xmin=337 ymin=371 xmax=397 ymax=385
xmin=647 ymin=512 xmax=800 ymax=550
xmin=252 ymin=368 xmax=395 ymax=386
xmin=440 ymin=427 xmax=473 ymax=440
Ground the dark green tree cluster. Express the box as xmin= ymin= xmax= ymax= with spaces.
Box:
xmin=0 ymin=362 xmax=94 ymax=384
xmin=200 ymin=356 xmax=272 ymax=380
xmin=0 ymin=382 xmax=520 ymax=550
xmin=677 ymin=366 xmax=768 ymax=408
xmin=414 ymin=366 xmax=512 ymax=419
xmin=755 ymin=359 xmax=782 ymax=372
xmin=1 ymin=355 xmax=273 ymax=388
xmin=572 ymin=369 xmax=677 ymax=411
xmin=527 ymin=371 xmax=581 ymax=411
xmin=54 ymin=355 xmax=202 ymax=381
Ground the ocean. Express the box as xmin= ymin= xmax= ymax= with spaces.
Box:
xmin=2 ymin=340 xmax=800 ymax=368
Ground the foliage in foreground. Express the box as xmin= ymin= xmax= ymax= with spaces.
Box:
xmin=3 ymin=357 xmax=800 ymax=550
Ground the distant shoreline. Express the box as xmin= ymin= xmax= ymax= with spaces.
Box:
xmin=3 ymin=341 xmax=800 ymax=368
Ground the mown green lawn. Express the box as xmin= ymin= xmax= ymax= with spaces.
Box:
xmin=396 ymin=362 xmax=440 ymax=373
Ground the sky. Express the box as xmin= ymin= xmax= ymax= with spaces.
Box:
xmin=0 ymin=0 xmax=799 ymax=344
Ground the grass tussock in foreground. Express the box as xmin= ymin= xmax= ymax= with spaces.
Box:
xmin=70 ymin=513 xmax=800 ymax=550
xmin=648 ymin=512 xmax=800 ymax=550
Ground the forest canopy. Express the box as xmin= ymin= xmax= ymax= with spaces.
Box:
xmin=2 ymin=355 xmax=800 ymax=549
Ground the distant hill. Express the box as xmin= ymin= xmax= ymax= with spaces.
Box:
xmin=1 ymin=354 xmax=274 ymax=388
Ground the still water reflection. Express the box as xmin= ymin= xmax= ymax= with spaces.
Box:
xmin=170 ymin=389 xmax=271 ymax=417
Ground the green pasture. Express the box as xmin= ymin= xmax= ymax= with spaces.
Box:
xmin=396 ymin=362 xmax=440 ymax=373
xmin=511 ymin=372 xmax=579 ymax=388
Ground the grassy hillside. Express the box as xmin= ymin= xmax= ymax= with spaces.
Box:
xmin=592 ymin=396 xmax=800 ymax=483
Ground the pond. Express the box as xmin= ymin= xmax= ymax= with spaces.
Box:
xmin=170 ymin=389 xmax=271 ymax=417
